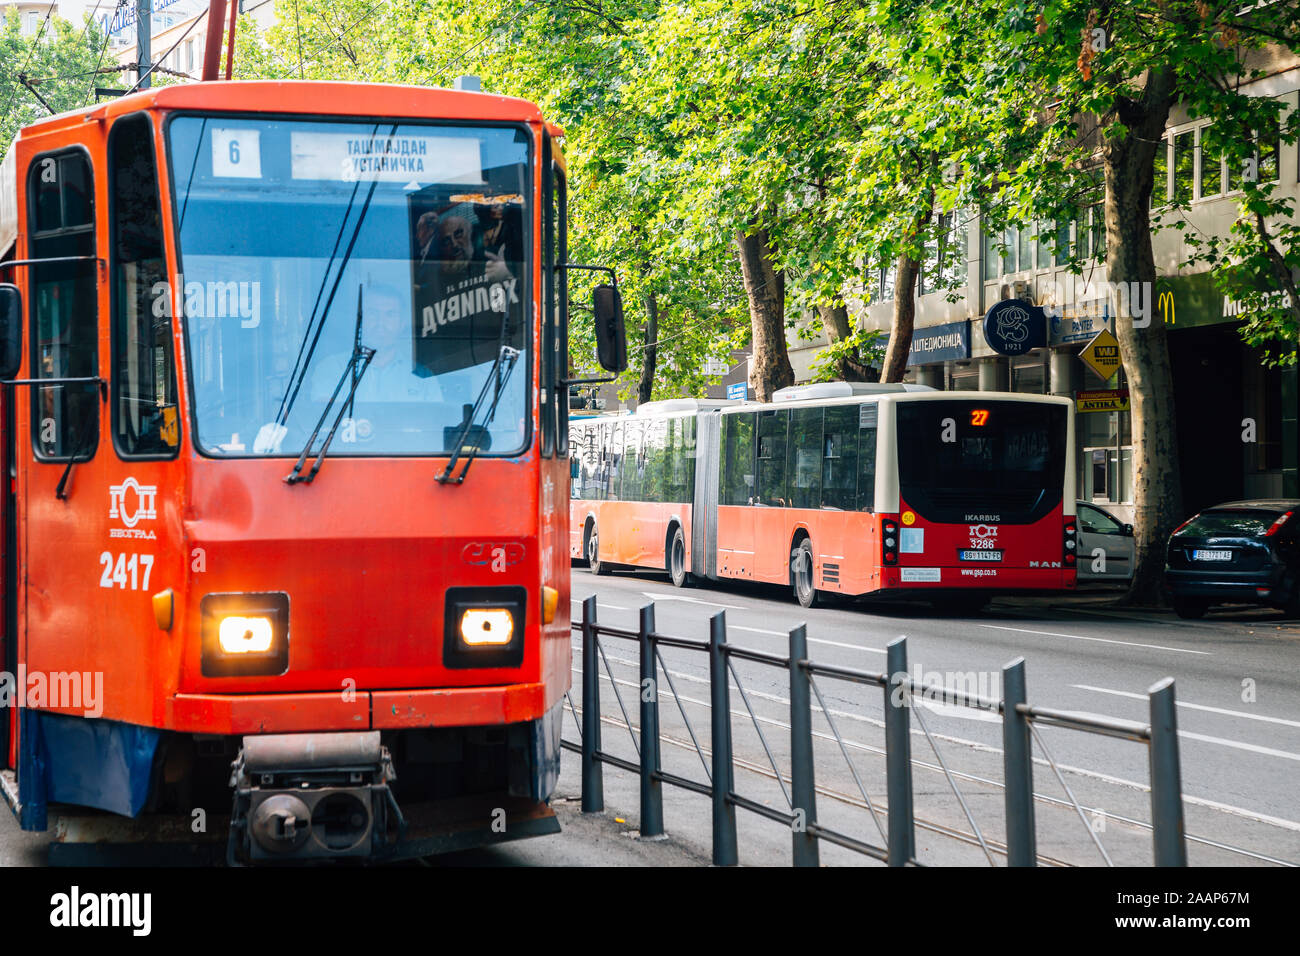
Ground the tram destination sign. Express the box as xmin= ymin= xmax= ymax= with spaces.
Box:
xmin=288 ymin=131 xmax=484 ymax=183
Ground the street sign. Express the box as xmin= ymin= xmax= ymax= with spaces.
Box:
xmin=703 ymin=360 xmax=729 ymax=376
xmin=1076 ymin=388 xmax=1130 ymax=413
xmin=1080 ymin=328 xmax=1122 ymax=380
xmin=727 ymin=382 xmax=747 ymax=401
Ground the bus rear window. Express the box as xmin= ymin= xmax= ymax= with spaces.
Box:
xmin=896 ymin=401 xmax=1066 ymax=524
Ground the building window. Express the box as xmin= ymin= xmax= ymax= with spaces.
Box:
xmin=921 ymin=210 xmax=968 ymax=295
xmin=1001 ymin=225 xmax=1018 ymax=276
xmin=1228 ymin=116 xmax=1281 ymax=191
xmin=949 ymin=365 xmax=978 ymax=392
xmin=1054 ymin=220 xmax=1070 ymax=266
xmin=1033 ymin=220 xmax=1051 ymax=270
xmin=1172 ymin=130 xmax=1195 ymax=204
xmin=1011 ymin=353 xmax=1046 ymax=394
xmin=1198 ymin=126 xmax=1222 ymax=198
xmin=1152 ymin=135 xmax=1169 ymax=207
xmin=982 ymin=228 xmax=999 ymax=282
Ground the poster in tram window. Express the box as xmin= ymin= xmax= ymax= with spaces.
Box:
xmin=408 ymin=183 xmax=526 ymax=377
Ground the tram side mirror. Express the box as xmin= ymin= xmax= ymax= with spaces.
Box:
xmin=0 ymin=283 xmax=22 ymax=379
xmin=593 ymin=283 xmax=626 ymax=373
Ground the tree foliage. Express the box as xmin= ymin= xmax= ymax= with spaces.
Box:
xmin=1 ymin=11 xmax=113 ymax=158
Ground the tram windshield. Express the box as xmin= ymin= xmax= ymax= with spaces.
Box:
xmin=166 ymin=116 xmax=531 ymax=457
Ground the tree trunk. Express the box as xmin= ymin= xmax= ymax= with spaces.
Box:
xmin=879 ymin=197 xmax=933 ymax=384
xmin=1104 ymin=70 xmax=1181 ymax=606
xmin=879 ymin=252 xmax=923 ymax=383
xmin=816 ymin=302 xmax=878 ymax=381
xmin=736 ymin=226 xmax=793 ymax=401
xmin=638 ymin=291 xmax=658 ymax=405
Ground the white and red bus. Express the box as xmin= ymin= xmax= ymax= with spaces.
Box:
xmin=570 ymin=383 xmax=1077 ymax=610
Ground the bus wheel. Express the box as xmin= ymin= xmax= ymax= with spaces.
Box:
xmin=668 ymin=525 xmax=691 ymax=588
xmin=588 ymin=525 xmax=610 ymax=576
xmin=791 ymin=538 xmax=818 ymax=609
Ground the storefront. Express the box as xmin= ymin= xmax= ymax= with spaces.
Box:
xmin=906 ymin=319 xmax=970 ymax=387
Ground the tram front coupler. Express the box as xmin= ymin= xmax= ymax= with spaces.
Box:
xmin=228 ymin=731 xmax=405 ymax=863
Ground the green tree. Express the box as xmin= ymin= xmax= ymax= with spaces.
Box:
xmin=1 ymin=11 xmax=113 ymax=159
xmin=972 ymin=1 xmax=1300 ymax=603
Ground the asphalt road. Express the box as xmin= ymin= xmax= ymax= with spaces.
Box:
xmin=560 ymin=565 xmax=1300 ymax=867
xmin=1 ymin=567 xmax=1294 ymax=867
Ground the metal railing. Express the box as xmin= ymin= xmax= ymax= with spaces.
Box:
xmin=562 ymin=596 xmax=1190 ymax=867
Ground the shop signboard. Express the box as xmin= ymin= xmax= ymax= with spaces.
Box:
xmin=1076 ymin=388 xmax=1130 ymax=413
xmin=982 ymin=299 xmax=1047 ymax=356
xmin=906 ymin=319 xmax=970 ymax=366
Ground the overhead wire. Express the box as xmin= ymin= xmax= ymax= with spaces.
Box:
xmin=125 ymin=9 xmax=205 ymax=93
xmin=83 ymin=0 xmax=129 ymax=106
xmin=2 ymin=0 xmax=59 ymax=122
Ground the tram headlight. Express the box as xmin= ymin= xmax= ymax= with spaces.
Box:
xmin=444 ymin=587 xmax=526 ymax=669
xmin=219 ymin=616 xmax=275 ymax=654
xmin=459 ymin=609 xmax=514 ymax=646
xmin=201 ymin=592 xmax=290 ymax=677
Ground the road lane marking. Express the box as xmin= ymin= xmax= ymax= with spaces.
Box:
xmin=978 ymin=623 xmax=1211 ymax=656
xmin=729 ymin=624 xmax=887 ymax=654
xmin=1073 ymin=684 xmax=1300 ymax=729
xmin=1175 ymin=730 xmax=1300 ymax=763
xmin=639 ymin=591 xmax=746 ymax=610
xmin=571 ymin=598 xmax=629 ymax=611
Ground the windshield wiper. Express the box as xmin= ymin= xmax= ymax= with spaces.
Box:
xmin=436 ymin=345 xmax=521 ymax=485
xmin=285 ymin=343 xmax=375 ymax=485
xmin=275 ymin=124 xmax=393 ymax=435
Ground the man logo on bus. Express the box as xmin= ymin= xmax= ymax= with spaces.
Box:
xmin=109 ymin=477 xmax=158 ymax=529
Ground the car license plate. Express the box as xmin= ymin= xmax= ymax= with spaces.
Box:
xmin=1192 ymin=550 xmax=1232 ymax=561
xmin=959 ymin=550 xmax=1002 ymax=562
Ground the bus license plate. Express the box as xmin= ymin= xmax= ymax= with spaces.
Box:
xmin=1192 ymin=550 xmax=1232 ymax=561
xmin=959 ymin=550 xmax=1003 ymax=562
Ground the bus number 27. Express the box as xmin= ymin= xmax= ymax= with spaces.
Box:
xmin=98 ymin=552 xmax=155 ymax=591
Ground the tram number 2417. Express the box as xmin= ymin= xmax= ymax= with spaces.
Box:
xmin=97 ymin=552 xmax=156 ymax=591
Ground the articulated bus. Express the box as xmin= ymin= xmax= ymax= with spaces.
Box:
xmin=570 ymin=383 xmax=1077 ymax=611
xmin=0 ymin=78 xmax=625 ymax=863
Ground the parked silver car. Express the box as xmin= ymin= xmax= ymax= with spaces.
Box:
xmin=1077 ymin=501 xmax=1135 ymax=581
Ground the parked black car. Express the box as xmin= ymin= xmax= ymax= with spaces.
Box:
xmin=1164 ymin=499 xmax=1300 ymax=618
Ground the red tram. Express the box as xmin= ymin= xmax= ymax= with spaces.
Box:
xmin=0 ymin=78 xmax=623 ymax=862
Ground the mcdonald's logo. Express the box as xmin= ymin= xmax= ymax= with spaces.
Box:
xmin=1158 ymin=290 xmax=1175 ymax=325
